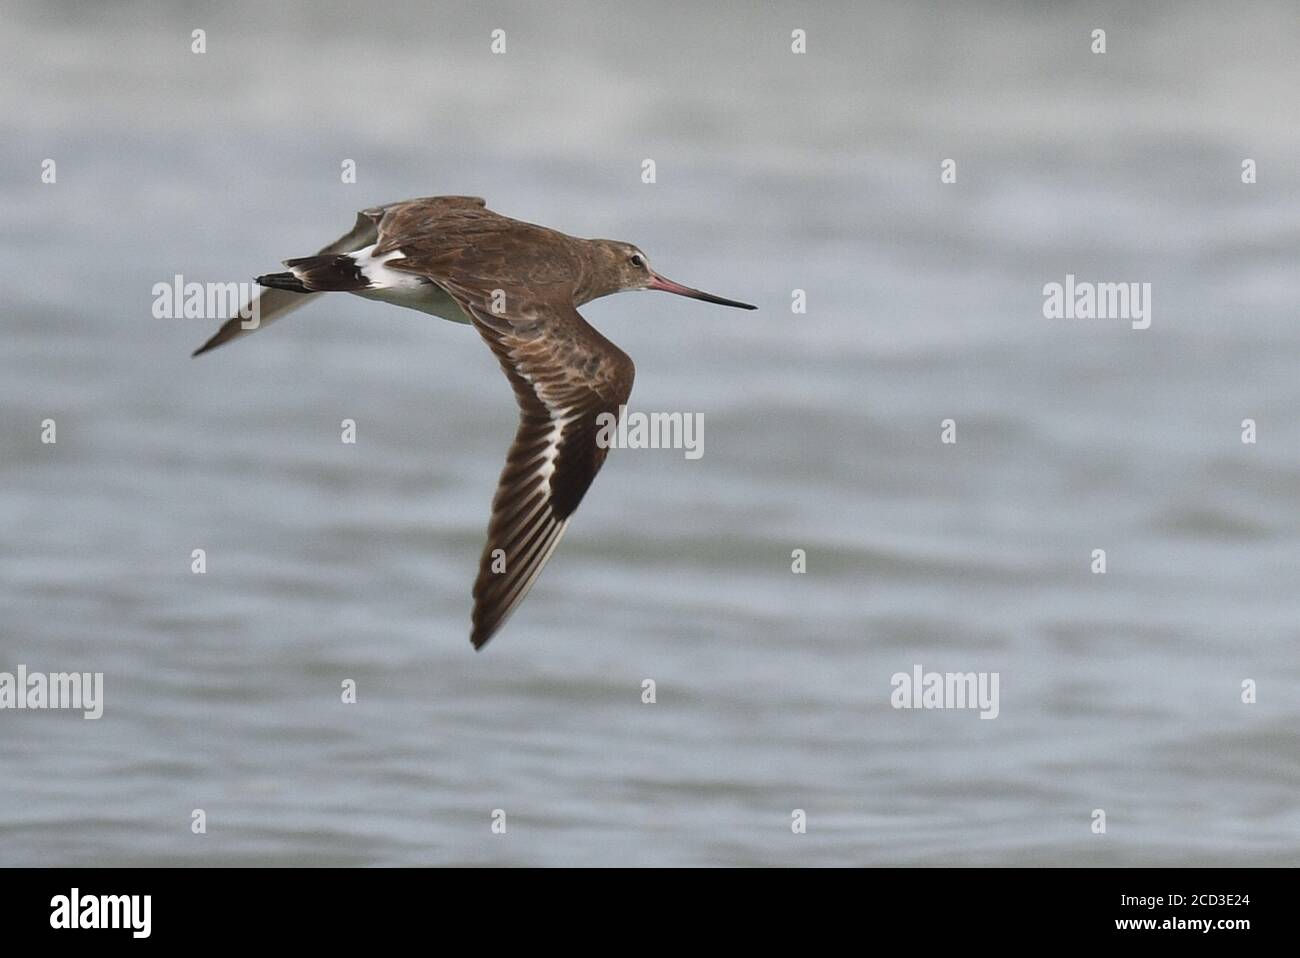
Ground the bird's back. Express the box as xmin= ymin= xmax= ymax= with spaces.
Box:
xmin=376 ymin=199 xmax=588 ymax=302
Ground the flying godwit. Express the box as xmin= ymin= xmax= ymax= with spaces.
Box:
xmin=193 ymin=196 xmax=755 ymax=649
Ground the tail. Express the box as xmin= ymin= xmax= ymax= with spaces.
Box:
xmin=257 ymin=254 xmax=371 ymax=294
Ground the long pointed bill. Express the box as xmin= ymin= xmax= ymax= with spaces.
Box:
xmin=647 ymin=272 xmax=756 ymax=309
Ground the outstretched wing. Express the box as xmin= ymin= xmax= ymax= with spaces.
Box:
xmin=444 ymin=286 xmax=635 ymax=649
xmin=190 ymin=196 xmax=486 ymax=356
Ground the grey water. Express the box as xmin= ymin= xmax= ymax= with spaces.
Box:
xmin=1 ymin=0 xmax=1298 ymax=866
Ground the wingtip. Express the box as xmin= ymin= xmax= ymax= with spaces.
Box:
xmin=191 ymin=330 xmax=226 ymax=357
xmin=470 ymin=613 xmax=501 ymax=650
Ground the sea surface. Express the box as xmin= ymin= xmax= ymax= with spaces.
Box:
xmin=1 ymin=0 xmax=1298 ymax=866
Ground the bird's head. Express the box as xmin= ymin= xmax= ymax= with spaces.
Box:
xmin=584 ymin=239 xmax=756 ymax=310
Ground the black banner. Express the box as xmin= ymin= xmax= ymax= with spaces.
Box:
xmin=0 ymin=867 xmax=1279 ymax=944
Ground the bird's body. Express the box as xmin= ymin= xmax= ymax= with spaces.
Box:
xmin=194 ymin=196 xmax=754 ymax=648
xmin=347 ymin=242 xmax=469 ymax=323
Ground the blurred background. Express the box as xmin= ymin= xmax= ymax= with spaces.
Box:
xmin=1 ymin=0 xmax=1298 ymax=866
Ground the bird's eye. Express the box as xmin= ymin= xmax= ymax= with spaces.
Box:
xmin=629 ymin=254 xmax=645 ymax=268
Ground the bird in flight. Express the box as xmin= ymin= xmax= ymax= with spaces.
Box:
xmin=193 ymin=196 xmax=755 ymax=649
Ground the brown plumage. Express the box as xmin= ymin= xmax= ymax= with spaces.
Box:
xmin=193 ymin=196 xmax=755 ymax=649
